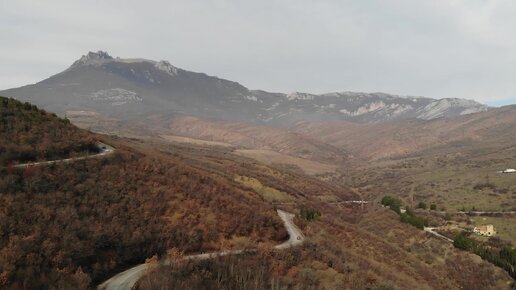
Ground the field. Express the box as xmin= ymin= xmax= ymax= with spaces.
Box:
xmin=235 ymin=149 xmax=337 ymax=175
xmin=234 ymin=175 xmax=294 ymax=202
xmin=160 ymin=134 xmax=233 ymax=147
xmin=344 ymin=145 xmax=516 ymax=212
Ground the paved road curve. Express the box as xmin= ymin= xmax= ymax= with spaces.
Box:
xmin=97 ymin=209 xmax=304 ymax=290
xmin=13 ymin=142 xmax=114 ymax=168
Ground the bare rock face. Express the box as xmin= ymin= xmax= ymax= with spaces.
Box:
xmin=416 ymin=98 xmax=487 ymax=120
xmin=0 ymin=51 xmax=488 ymax=124
xmin=70 ymin=51 xmax=114 ymax=68
xmin=154 ymin=60 xmax=179 ymax=77
xmin=90 ymin=88 xmax=142 ymax=106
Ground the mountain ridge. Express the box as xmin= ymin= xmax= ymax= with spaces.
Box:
xmin=0 ymin=51 xmax=488 ymax=125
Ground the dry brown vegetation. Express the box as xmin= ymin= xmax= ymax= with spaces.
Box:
xmin=0 ymin=98 xmax=293 ymax=289
xmin=139 ymin=205 xmax=513 ymax=290
xmin=0 ymin=97 xmax=98 ymax=166
xmin=292 ymin=105 xmax=516 ymax=161
xmin=165 ymin=116 xmax=348 ymax=164
xmin=235 ymin=149 xmax=337 ymax=175
xmin=2 ymin=97 xmax=514 ymax=289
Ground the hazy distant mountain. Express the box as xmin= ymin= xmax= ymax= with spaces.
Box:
xmin=0 ymin=51 xmax=488 ymax=124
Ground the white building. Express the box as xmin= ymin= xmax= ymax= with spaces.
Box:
xmin=503 ymin=168 xmax=516 ymax=173
xmin=473 ymin=225 xmax=496 ymax=237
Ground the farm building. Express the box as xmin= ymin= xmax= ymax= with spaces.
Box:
xmin=473 ymin=225 xmax=496 ymax=237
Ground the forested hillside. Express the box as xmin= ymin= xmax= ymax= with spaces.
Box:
xmin=0 ymin=96 xmax=98 ymax=166
xmin=0 ymin=97 xmax=512 ymax=290
xmin=138 ymin=205 xmax=512 ymax=290
xmin=0 ymin=98 xmax=287 ymax=289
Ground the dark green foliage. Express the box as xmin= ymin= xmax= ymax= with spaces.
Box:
xmin=381 ymin=196 xmax=427 ymax=229
xmin=300 ymin=208 xmax=321 ymax=221
xmin=381 ymin=196 xmax=401 ymax=214
xmin=400 ymin=208 xmax=427 ymax=230
xmin=417 ymin=201 xmax=427 ymax=209
xmin=430 ymin=204 xmax=437 ymax=210
xmin=453 ymin=233 xmax=516 ymax=279
xmin=453 ymin=233 xmax=474 ymax=251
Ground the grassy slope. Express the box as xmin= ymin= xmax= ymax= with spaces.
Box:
xmin=338 ymin=118 xmax=516 ymax=246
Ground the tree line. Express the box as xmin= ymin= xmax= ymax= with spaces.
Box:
xmin=0 ymin=96 xmax=98 ymax=166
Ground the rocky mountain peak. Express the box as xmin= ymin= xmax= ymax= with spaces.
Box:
xmin=154 ymin=60 xmax=179 ymax=77
xmin=2 ymin=51 xmax=492 ymax=125
xmin=70 ymin=51 xmax=114 ymax=68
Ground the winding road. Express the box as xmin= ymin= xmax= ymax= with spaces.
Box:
xmin=13 ymin=142 xmax=114 ymax=168
xmin=97 ymin=209 xmax=304 ymax=290
xmin=424 ymin=227 xmax=454 ymax=243
xmin=458 ymin=211 xmax=516 ymax=215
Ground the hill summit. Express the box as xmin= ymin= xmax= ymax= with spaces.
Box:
xmin=0 ymin=51 xmax=488 ymax=124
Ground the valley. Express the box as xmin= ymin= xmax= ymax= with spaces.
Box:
xmin=0 ymin=52 xmax=515 ymax=290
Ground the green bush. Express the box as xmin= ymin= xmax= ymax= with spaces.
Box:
xmin=300 ymin=208 xmax=321 ymax=221
xmin=453 ymin=233 xmax=516 ymax=279
xmin=400 ymin=211 xmax=426 ymax=229
xmin=381 ymin=196 xmax=401 ymax=214
xmin=417 ymin=201 xmax=427 ymax=209
xmin=453 ymin=233 xmax=474 ymax=251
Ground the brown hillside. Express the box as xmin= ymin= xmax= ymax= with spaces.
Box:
xmin=0 ymin=96 xmax=98 ymax=166
xmin=166 ymin=116 xmax=348 ymax=164
xmin=292 ymin=105 xmax=516 ymax=160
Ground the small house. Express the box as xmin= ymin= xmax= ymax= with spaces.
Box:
xmin=503 ymin=168 xmax=516 ymax=173
xmin=473 ymin=225 xmax=495 ymax=237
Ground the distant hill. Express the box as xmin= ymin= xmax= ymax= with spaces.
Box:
xmin=291 ymin=104 xmax=516 ymax=160
xmin=0 ymin=51 xmax=488 ymax=125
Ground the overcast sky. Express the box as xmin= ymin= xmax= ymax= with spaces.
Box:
xmin=1 ymin=0 xmax=516 ymax=106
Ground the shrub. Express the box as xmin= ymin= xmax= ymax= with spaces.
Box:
xmin=381 ymin=196 xmax=401 ymax=214
xmin=473 ymin=183 xmax=496 ymax=191
xmin=300 ymin=208 xmax=321 ymax=221
xmin=400 ymin=210 xmax=427 ymax=229
xmin=453 ymin=233 xmax=474 ymax=251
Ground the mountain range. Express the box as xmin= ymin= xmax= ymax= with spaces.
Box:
xmin=2 ymin=52 xmax=516 ymax=289
xmin=0 ymin=51 xmax=488 ymax=125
